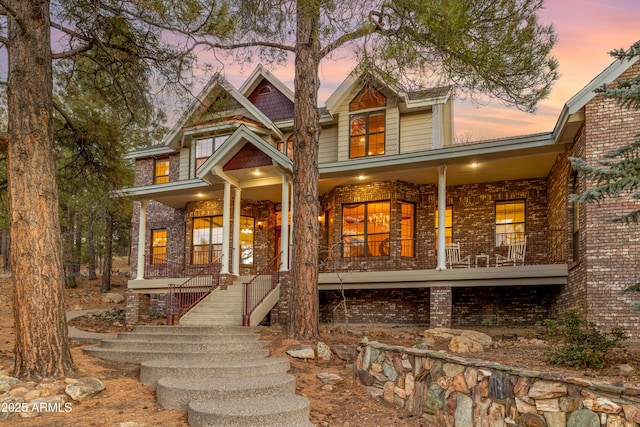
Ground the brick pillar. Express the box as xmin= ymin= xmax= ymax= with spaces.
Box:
xmin=149 ymin=293 xmax=168 ymax=318
xmin=270 ymin=272 xmax=291 ymax=327
xmin=125 ymin=290 xmax=140 ymax=325
xmin=429 ymin=287 xmax=452 ymax=328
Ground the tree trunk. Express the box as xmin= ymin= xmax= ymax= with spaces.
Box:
xmin=101 ymin=209 xmax=113 ymax=293
xmin=87 ymin=212 xmax=97 ymax=280
xmin=7 ymin=0 xmax=75 ymax=380
xmin=63 ymin=207 xmax=75 ymax=286
xmin=288 ymin=0 xmax=321 ymax=340
xmin=1 ymin=229 xmax=9 ymax=273
xmin=73 ymin=211 xmax=83 ymax=275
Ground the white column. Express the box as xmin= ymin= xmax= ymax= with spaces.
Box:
xmin=221 ymin=181 xmax=231 ymax=274
xmin=280 ymin=175 xmax=290 ymax=271
xmin=436 ymin=165 xmax=447 ymax=270
xmin=232 ymin=187 xmax=241 ymax=275
xmin=135 ymin=200 xmax=147 ymax=280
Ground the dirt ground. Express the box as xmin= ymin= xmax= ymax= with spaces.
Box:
xmin=1 ymin=265 xmax=639 ymax=427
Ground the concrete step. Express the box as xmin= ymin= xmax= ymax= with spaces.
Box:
xmin=156 ymin=374 xmax=296 ymax=410
xmin=83 ymin=346 xmax=269 ymax=364
xmin=140 ymin=357 xmax=290 ymax=387
xmin=97 ymin=339 xmax=267 ymax=352
xmin=131 ymin=325 xmax=258 ymax=334
xmin=187 ymin=395 xmax=313 ymax=427
xmin=115 ymin=332 xmax=260 ymax=342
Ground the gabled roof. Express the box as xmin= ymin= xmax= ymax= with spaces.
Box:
xmin=552 ymin=54 xmax=640 ymax=142
xmin=197 ymin=125 xmax=292 ymax=186
xmin=160 ymin=73 xmax=284 ymax=151
xmin=239 ymin=64 xmax=295 ymax=102
xmin=325 ymin=64 xmax=452 ymax=115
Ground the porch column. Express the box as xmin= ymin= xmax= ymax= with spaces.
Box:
xmin=135 ymin=199 xmax=147 ymax=280
xmin=221 ymin=181 xmax=231 ymax=274
xmin=232 ymin=187 xmax=241 ymax=275
xmin=436 ymin=165 xmax=447 ymax=270
xmin=280 ymin=175 xmax=290 ymax=271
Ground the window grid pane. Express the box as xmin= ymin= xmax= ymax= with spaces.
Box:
xmin=495 ymin=201 xmax=525 ymax=246
xmin=342 ymin=202 xmax=390 ymax=257
xmin=154 ymin=159 xmax=170 ymax=184
xmin=401 ymin=202 xmax=415 ymax=257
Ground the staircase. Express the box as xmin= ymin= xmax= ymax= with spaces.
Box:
xmin=84 ymin=325 xmax=313 ymax=426
xmin=179 ymin=278 xmax=249 ymax=326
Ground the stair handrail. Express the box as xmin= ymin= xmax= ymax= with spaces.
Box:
xmin=167 ymin=255 xmax=222 ymax=325
xmin=242 ymin=253 xmax=282 ymax=326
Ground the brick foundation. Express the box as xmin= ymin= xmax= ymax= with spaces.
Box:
xmin=125 ymin=290 xmax=139 ymax=324
xmin=429 ymin=287 xmax=452 ymax=328
xmin=149 ymin=293 xmax=168 ymax=318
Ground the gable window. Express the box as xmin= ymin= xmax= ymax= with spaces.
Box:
xmin=495 ymin=200 xmax=525 ymax=246
xmin=195 ymin=135 xmax=230 ymax=169
xmin=349 ymin=86 xmax=386 ymax=158
xmin=150 ymin=229 xmax=167 ymax=264
xmin=192 ymin=216 xmax=223 ymax=264
xmin=401 ymin=202 xmax=415 ymax=257
xmin=342 ymin=201 xmax=390 ymax=257
xmin=278 ymin=135 xmax=294 ymax=160
xmin=154 ymin=158 xmax=170 ymax=184
xmin=239 ymin=216 xmax=255 ymax=265
xmin=435 ymin=205 xmax=453 ymax=244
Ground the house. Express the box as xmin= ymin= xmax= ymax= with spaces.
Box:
xmin=122 ymin=58 xmax=640 ymax=339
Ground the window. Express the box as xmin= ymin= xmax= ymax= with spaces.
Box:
xmin=195 ymin=135 xmax=230 ymax=169
xmin=150 ymin=229 xmax=167 ymax=264
xmin=192 ymin=216 xmax=223 ymax=264
xmin=154 ymin=158 xmax=169 ymax=184
xmin=349 ymin=85 xmax=386 ymax=159
xmin=342 ymin=201 xmax=390 ymax=257
xmin=239 ymin=216 xmax=254 ymax=265
xmin=401 ymin=202 xmax=415 ymax=257
xmin=278 ymin=135 xmax=294 ymax=160
xmin=435 ymin=205 xmax=453 ymax=244
xmin=572 ymin=174 xmax=580 ymax=261
xmin=495 ymin=200 xmax=525 ymax=246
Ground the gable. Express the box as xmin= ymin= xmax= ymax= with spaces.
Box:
xmin=185 ymin=85 xmax=243 ymax=128
xmin=223 ymin=143 xmax=273 ymax=171
xmin=247 ymin=78 xmax=295 ymax=121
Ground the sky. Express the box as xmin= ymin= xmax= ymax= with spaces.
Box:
xmin=219 ymin=0 xmax=640 ymax=142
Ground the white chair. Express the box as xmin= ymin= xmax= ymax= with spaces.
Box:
xmin=496 ymin=237 xmax=527 ymax=266
xmin=445 ymin=243 xmax=471 ymax=268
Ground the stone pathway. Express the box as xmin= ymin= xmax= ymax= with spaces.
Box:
xmin=83 ymin=325 xmax=313 ymax=426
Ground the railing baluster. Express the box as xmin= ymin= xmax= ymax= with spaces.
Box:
xmin=242 ymin=253 xmax=281 ymax=326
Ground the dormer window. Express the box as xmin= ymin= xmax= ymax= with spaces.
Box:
xmin=278 ymin=135 xmax=294 ymax=160
xmin=196 ymin=135 xmax=230 ymax=169
xmin=349 ymin=85 xmax=386 ymax=158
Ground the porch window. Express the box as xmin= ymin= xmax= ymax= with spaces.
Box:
xmin=154 ymin=158 xmax=169 ymax=184
xmin=150 ymin=229 xmax=167 ymax=264
xmin=239 ymin=216 xmax=254 ymax=265
xmin=349 ymin=85 xmax=386 ymax=159
xmin=192 ymin=216 xmax=223 ymax=264
xmin=278 ymin=135 xmax=294 ymax=160
xmin=435 ymin=205 xmax=453 ymax=244
xmin=342 ymin=201 xmax=390 ymax=257
xmin=195 ymin=135 xmax=230 ymax=169
xmin=401 ymin=202 xmax=415 ymax=257
xmin=495 ymin=200 xmax=525 ymax=246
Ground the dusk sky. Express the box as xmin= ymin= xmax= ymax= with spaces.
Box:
xmin=219 ymin=0 xmax=640 ymax=142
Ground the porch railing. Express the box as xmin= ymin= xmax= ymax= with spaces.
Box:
xmin=144 ymin=251 xmax=185 ymax=278
xmin=166 ymin=256 xmax=222 ymax=325
xmin=318 ymin=229 xmax=565 ymax=273
xmin=242 ymin=253 xmax=281 ymax=326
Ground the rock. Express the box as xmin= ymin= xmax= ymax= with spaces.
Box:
xmin=382 ymin=362 xmax=398 ymax=382
xmin=9 ymin=387 xmax=29 ymax=397
xmin=23 ymin=389 xmax=41 ymax=401
xmin=528 ymin=380 xmax=567 ymax=399
xmin=453 ymin=373 xmax=470 ymax=393
xmin=394 ymin=386 xmax=407 ymax=399
xmin=623 ymin=404 xmax=640 ymax=423
xmin=364 ymin=386 xmax=383 ymax=398
xmin=331 ymin=344 xmax=355 ymax=362
xmin=606 ymin=415 xmax=631 ymax=427
xmin=65 ymin=378 xmax=105 ymax=401
xmin=516 ymin=397 xmax=538 ymax=414
xmin=317 ymin=373 xmax=343 ymax=385
xmin=544 ymin=411 xmax=566 ymax=427
xmin=617 ymin=364 xmax=634 ymax=374
xmin=559 ymin=397 xmax=582 ymax=412
xmin=535 ymin=398 xmax=560 ymax=412
xmin=286 ymin=344 xmax=315 ymax=360
xmin=383 ymin=381 xmax=395 ymax=404
xmin=405 ymin=373 xmax=415 ymax=396
xmin=464 ymin=367 xmax=477 ymax=389
xmin=0 ymin=376 xmax=21 ymax=393
xmin=316 ymin=342 xmax=331 ymax=361
xmin=320 ymin=384 xmax=335 ymax=392
xmin=455 ymin=392 xmax=473 ymax=427
xmin=567 ymin=409 xmax=600 ymax=427
xmin=0 ymin=395 xmax=24 ymax=420
xmin=520 ymin=412 xmax=547 ymax=427
xmin=371 ymin=362 xmax=382 ymax=373
xmin=583 ymin=397 xmax=621 ymax=414
xmin=119 ymin=423 xmax=146 ymax=427
xmin=101 ymin=293 xmax=124 ymax=304
xmin=443 ymin=363 xmax=464 ymax=378
xmin=22 ymin=395 xmax=68 ymax=418
xmin=357 ymin=370 xmax=375 ymax=386
xmin=448 ymin=335 xmax=483 ymax=353
xmin=489 ymin=401 xmax=506 ymax=426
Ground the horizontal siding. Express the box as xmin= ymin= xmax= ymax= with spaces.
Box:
xmin=319 ymin=125 xmax=338 ymax=164
xmin=179 ymin=147 xmax=191 ymax=180
xmin=400 ymin=111 xmax=432 ymax=153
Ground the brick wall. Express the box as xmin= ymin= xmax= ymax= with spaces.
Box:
xmin=581 ymin=62 xmax=640 ymax=339
xmin=319 ymin=288 xmax=430 ymax=324
xmin=452 ymin=285 xmax=558 ymax=326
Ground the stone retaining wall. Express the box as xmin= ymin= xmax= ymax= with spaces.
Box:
xmin=357 ymin=341 xmax=640 ymax=426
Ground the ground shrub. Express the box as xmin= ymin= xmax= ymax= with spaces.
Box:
xmin=544 ymin=310 xmax=628 ymax=369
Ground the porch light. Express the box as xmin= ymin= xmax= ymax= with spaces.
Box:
xmin=196 ymin=193 xmax=205 ymax=197
xmin=257 ymin=221 xmax=264 ymax=230
xmin=470 ymin=162 xmax=479 ymax=168
xmin=253 ymin=169 xmax=262 ymax=176
xmin=318 ymin=214 xmax=324 ymax=226
xmin=358 ymin=175 xmax=365 ymax=180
